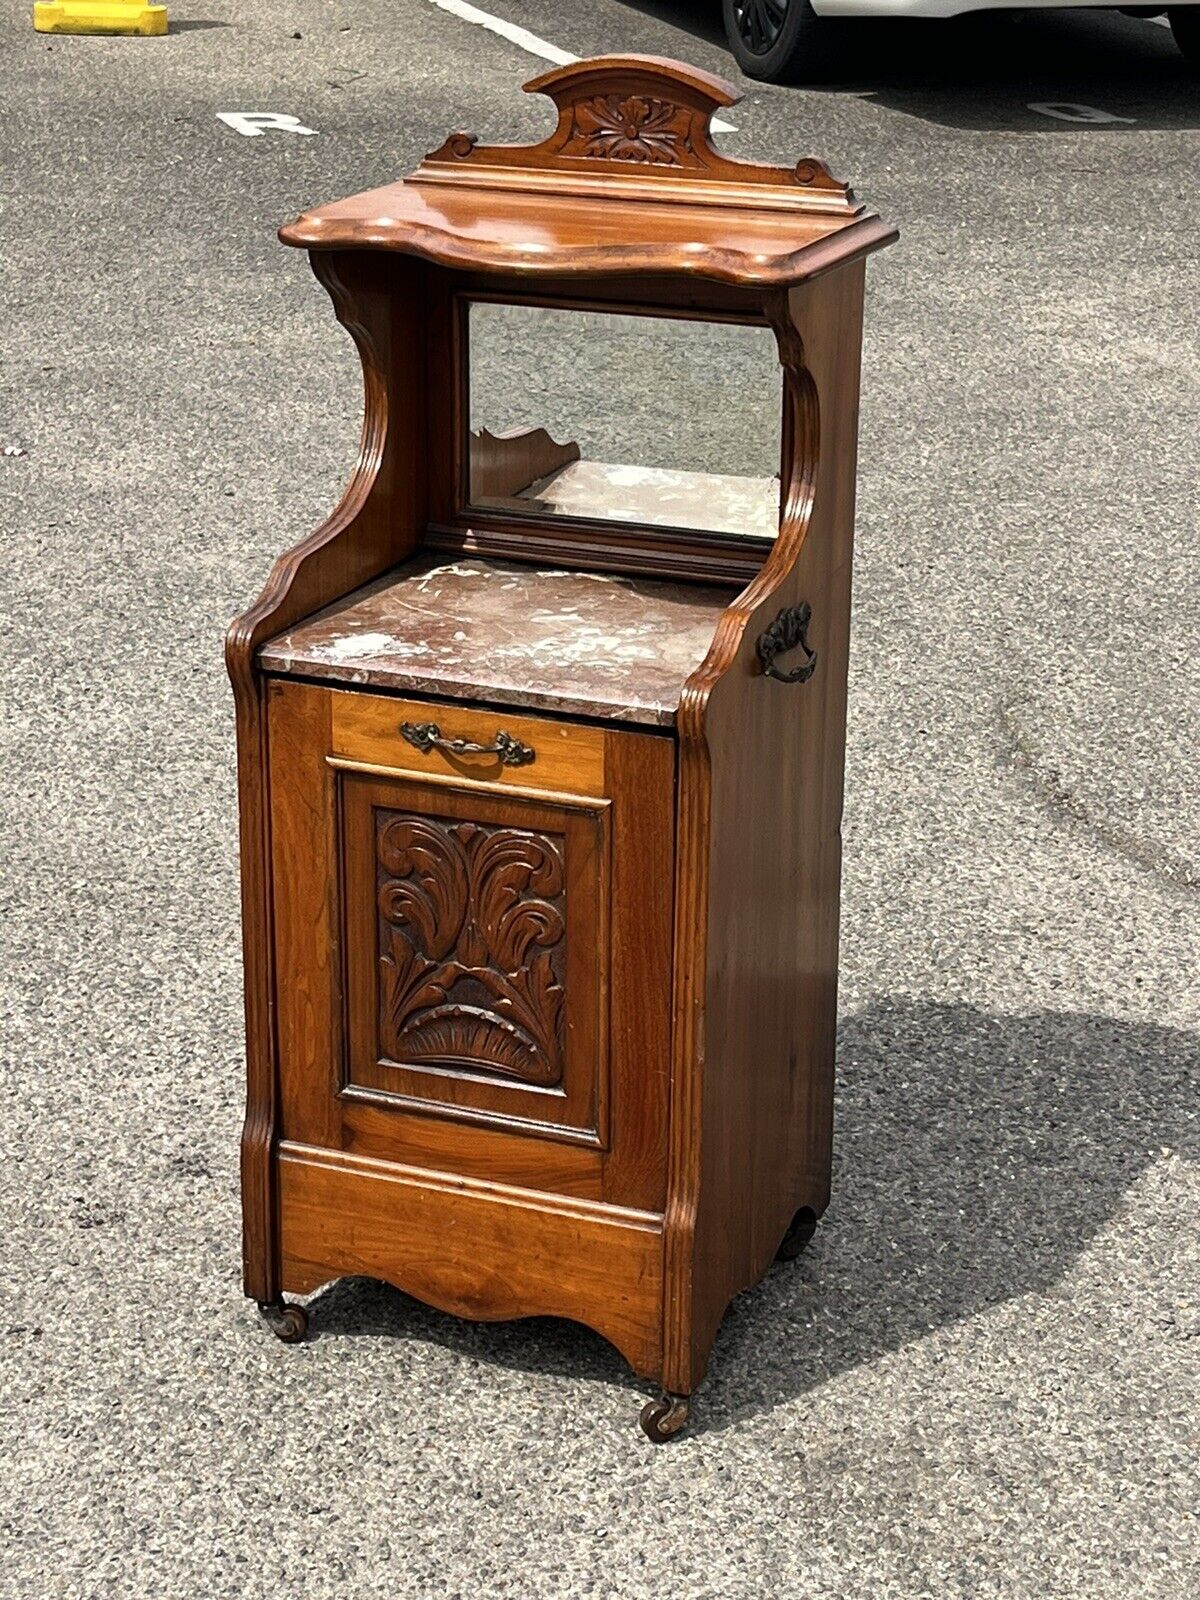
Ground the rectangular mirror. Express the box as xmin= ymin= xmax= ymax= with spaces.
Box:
xmin=466 ymin=302 xmax=782 ymax=542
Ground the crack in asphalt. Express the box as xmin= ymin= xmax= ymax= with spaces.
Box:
xmin=999 ymin=703 xmax=1199 ymax=898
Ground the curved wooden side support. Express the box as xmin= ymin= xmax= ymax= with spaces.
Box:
xmin=226 ymin=249 xmax=426 ymax=675
xmin=663 ymin=264 xmax=868 ymax=1395
xmin=227 ymin=249 xmax=429 ymax=1301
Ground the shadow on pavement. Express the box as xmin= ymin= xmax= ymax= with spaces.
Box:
xmin=304 ymin=999 xmax=1198 ymax=1434
xmin=618 ymin=3 xmax=1200 ymax=132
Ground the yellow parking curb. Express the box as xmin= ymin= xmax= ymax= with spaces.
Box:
xmin=33 ymin=1 xmax=168 ymax=33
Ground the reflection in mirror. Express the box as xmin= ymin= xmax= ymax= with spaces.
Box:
xmin=467 ymin=303 xmax=782 ymax=541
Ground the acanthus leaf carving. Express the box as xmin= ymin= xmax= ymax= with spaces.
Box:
xmin=375 ymin=812 xmax=567 ymax=1087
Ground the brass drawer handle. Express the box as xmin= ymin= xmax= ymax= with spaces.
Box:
xmin=400 ymin=721 xmax=536 ymax=766
xmin=757 ymin=603 xmax=818 ymax=684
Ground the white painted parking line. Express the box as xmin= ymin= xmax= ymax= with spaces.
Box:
xmin=427 ymin=0 xmax=737 ymax=132
xmin=217 ymin=112 xmax=318 ymax=137
xmin=1027 ymin=102 xmax=1135 ymax=125
xmin=429 ymin=0 xmax=575 ymax=66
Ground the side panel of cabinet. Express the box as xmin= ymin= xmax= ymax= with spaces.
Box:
xmin=666 ymin=264 xmax=867 ymax=1394
xmin=265 ymin=679 xmax=674 ymax=1213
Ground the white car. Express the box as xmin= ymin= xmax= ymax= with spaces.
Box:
xmin=721 ymin=0 xmax=1200 ymax=80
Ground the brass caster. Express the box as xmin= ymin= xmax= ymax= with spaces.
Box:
xmin=258 ymin=1298 xmax=309 ymax=1343
xmin=639 ymin=1392 xmax=691 ymax=1443
xmin=776 ymin=1205 xmax=818 ymax=1262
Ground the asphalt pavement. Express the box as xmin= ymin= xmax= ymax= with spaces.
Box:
xmin=2 ymin=1 xmax=1198 ymax=1595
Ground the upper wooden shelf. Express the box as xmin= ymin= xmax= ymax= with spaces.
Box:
xmin=280 ymin=56 xmax=896 ymax=289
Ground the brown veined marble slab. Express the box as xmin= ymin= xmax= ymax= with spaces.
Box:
xmin=258 ymin=557 xmax=737 ymax=726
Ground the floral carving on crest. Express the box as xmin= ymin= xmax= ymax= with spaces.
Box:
xmin=570 ymin=94 xmax=694 ymax=165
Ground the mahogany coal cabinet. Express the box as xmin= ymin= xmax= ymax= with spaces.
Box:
xmin=227 ymin=55 xmax=896 ymax=1441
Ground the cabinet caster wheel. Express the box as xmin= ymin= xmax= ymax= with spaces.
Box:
xmin=258 ymin=1298 xmax=309 ymax=1343
xmin=776 ymin=1206 xmax=818 ymax=1261
xmin=639 ymin=1392 xmax=690 ymax=1443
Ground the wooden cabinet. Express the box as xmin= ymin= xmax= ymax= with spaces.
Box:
xmin=228 ymin=55 xmax=895 ymax=1438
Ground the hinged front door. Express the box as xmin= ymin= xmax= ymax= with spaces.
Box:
xmin=265 ymin=679 xmax=674 ymax=1211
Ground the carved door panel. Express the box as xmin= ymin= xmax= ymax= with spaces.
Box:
xmin=340 ymin=773 xmax=608 ymax=1143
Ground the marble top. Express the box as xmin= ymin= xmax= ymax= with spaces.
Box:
xmin=258 ymin=557 xmax=737 ymax=726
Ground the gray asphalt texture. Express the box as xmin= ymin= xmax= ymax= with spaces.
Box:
xmin=3 ymin=1 xmax=1198 ymax=1595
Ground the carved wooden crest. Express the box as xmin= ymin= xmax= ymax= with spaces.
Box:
xmin=412 ymin=55 xmax=859 ymax=216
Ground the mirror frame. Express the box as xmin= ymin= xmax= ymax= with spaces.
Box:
xmin=423 ymin=275 xmax=786 ymax=586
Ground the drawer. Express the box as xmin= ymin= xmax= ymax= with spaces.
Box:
xmin=331 ymin=690 xmax=607 ymax=798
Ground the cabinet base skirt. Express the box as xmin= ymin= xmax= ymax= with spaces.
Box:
xmin=273 ymin=1144 xmax=664 ymax=1379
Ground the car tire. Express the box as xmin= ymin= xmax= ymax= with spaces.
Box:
xmin=1168 ymin=7 xmax=1200 ymax=66
xmin=721 ymin=0 xmax=842 ymax=83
